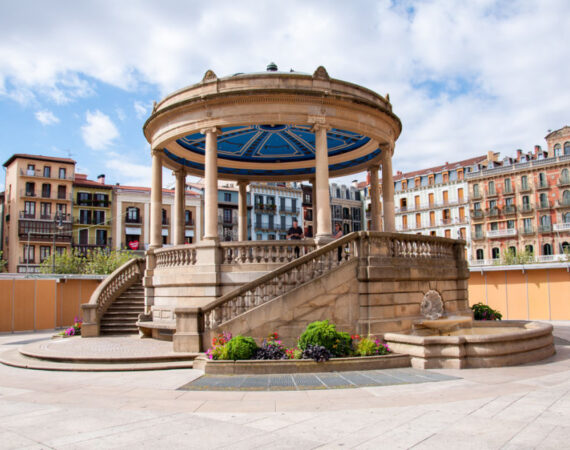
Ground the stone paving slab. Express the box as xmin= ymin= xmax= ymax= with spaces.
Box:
xmin=178 ymin=368 xmax=460 ymax=391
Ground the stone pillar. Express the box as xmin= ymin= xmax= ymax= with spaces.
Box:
xmin=313 ymin=124 xmax=332 ymax=239
xmin=238 ymin=180 xmax=248 ymax=241
xmin=173 ymin=169 xmax=186 ymax=245
xmin=310 ymin=178 xmax=317 ymax=237
xmin=369 ymin=164 xmax=381 ymax=231
xmin=203 ymin=127 xmax=220 ymax=241
xmin=382 ymin=147 xmax=396 ymax=232
xmin=149 ymin=149 xmax=163 ymax=249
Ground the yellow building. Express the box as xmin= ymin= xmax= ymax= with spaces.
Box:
xmin=2 ymin=154 xmax=76 ymax=273
xmin=72 ymin=174 xmax=113 ymax=252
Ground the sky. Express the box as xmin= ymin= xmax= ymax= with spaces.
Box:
xmin=1 ymin=0 xmax=569 ymax=190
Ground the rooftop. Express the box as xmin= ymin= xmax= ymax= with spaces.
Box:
xmin=3 ymin=153 xmax=76 ymax=167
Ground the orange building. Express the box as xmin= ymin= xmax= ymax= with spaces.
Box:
xmin=2 ymin=155 xmax=76 ymax=273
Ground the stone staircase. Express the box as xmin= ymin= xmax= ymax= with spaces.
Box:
xmin=100 ymin=283 xmax=144 ymax=335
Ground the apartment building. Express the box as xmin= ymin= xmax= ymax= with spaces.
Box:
xmin=113 ymin=185 xmax=201 ymax=250
xmin=392 ymin=155 xmax=491 ymax=259
xmin=72 ymin=173 xmax=113 ymax=253
xmin=250 ymin=183 xmax=303 ymax=240
xmin=330 ymin=182 xmax=363 ymax=234
xmin=467 ymin=126 xmax=570 ymax=264
xmin=2 ymin=154 xmax=75 ymax=273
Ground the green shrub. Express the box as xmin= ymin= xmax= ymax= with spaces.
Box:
xmin=298 ymin=320 xmax=352 ymax=357
xmin=355 ymin=337 xmax=377 ymax=356
xmin=224 ymin=335 xmax=258 ymax=360
xmin=471 ymin=302 xmax=502 ymax=321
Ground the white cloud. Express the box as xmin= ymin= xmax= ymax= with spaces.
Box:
xmin=34 ymin=109 xmax=59 ymax=125
xmin=133 ymin=100 xmax=149 ymax=119
xmin=104 ymin=155 xmax=174 ymax=187
xmin=81 ymin=110 xmax=119 ymax=150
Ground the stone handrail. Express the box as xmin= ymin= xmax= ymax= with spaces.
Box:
xmin=219 ymin=239 xmax=316 ymax=265
xmin=154 ymin=244 xmax=198 ymax=268
xmin=202 ymin=233 xmax=361 ymax=330
xmin=83 ymin=257 xmax=145 ymax=321
xmin=201 ymin=231 xmax=464 ymax=330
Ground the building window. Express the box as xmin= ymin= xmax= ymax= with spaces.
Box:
xmin=336 ymin=188 xmax=341 ymax=198
xmin=126 ymin=207 xmax=140 ymax=223
xmin=57 ymin=185 xmax=66 ymax=200
xmin=474 ymin=224 xmax=483 ymax=238
xmin=565 ymin=142 xmax=570 ymax=155
xmin=491 ymin=247 xmax=500 ymax=259
xmin=563 ymin=212 xmax=570 ymax=223
xmin=509 ymin=246 xmax=517 ymax=256
xmin=554 ymin=144 xmax=562 ymax=156
xmin=40 ymin=202 xmax=51 ymax=219
xmin=490 ymin=222 xmax=498 ymax=231
xmin=26 ymin=164 xmax=35 ymax=175
xmin=93 ymin=210 xmax=105 ymax=225
xmin=58 ymin=167 xmax=66 ymax=179
xmin=23 ymin=245 xmax=35 ymax=263
xmin=543 ymin=243 xmax=552 ymax=256
xmin=185 ymin=210 xmax=192 ymax=225
xmin=24 ymin=201 xmax=36 ymax=218
xmin=415 ymin=177 xmax=420 ymax=188
xmin=79 ymin=210 xmax=91 ymax=225
xmin=40 ymin=246 xmax=51 ymax=262
xmin=442 ymin=173 xmax=448 ymax=183
xmin=355 ymin=191 xmax=361 ymax=201
xmin=521 ymin=175 xmax=528 ymax=190
xmin=525 ymin=244 xmax=534 ymax=255
xmin=488 ymin=181 xmax=495 ymax=195
xmin=507 ymin=220 xmax=515 ymax=229
xmin=504 ymin=178 xmax=512 ymax=193
xmin=473 ymin=184 xmax=479 ymax=197
xmin=41 ymin=183 xmax=51 ymax=198
xmin=43 ymin=166 xmax=51 ymax=178
xmin=224 ymin=192 xmax=232 ymax=202
xmin=476 ymin=249 xmax=484 ymax=260
xmin=56 ymin=247 xmax=65 ymax=256
xmin=402 ymin=180 xmax=408 ymax=190
xmin=539 ymin=193 xmax=548 ymax=208
xmin=79 ymin=229 xmax=89 ymax=245
xmin=223 ymin=209 xmax=232 ymax=224
xmin=56 ymin=203 xmax=67 ymax=215
xmin=96 ymin=229 xmax=107 ymax=246
xmin=538 ymin=172 xmax=547 ymax=188
xmin=523 ymin=218 xmax=532 ymax=232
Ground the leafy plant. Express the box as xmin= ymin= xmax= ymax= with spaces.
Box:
xmin=0 ymin=251 xmax=7 ymax=273
xmin=224 ymin=335 xmax=258 ymax=360
xmin=59 ymin=316 xmax=82 ymax=337
xmin=298 ymin=320 xmax=352 ymax=357
xmin=254 ymin=333 xmax=286 ymax=360
xmin=501 ymin=248 xmax=535 ymax=265
xmin=353 ymin=336 xmax=391 ymax=356
xmin=471 ymin=302 xmax=503 ymax=321
xmin=285 ymin=347 xmax=303 ymax=359
xmin=40 ymin=248 xmax=135 ymax=275
xmin=301 ymin=344 xmax=332 ymax=362
xmin=206 ymin=332 xmax=232 ymax=360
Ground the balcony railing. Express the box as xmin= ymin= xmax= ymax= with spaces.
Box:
xmin=218 ymin=216 xmax=237 ymax=225
xmin=555 ymin=199 xmax=570 ymax=208
xmin=537 ymin=201 xmax=551 ymax=210
xmin=471 ymin=210 xmax=484 ymax=220
xmin=503 ymin=186 xmax=515 ymax=195
xmin=553 ymin=222 xmax=570 ymax=231
xmin=519 ymin=204 xmax=534 ymax=214
xmin=471 ymin=191 xmax=482 ymax=200
xmin=19 ymin=211 xmax=71 ymax=221
xmin=537 ymin=181 xmax=550 ymax=190
xmin=472 ymin=232 xmax=485 ymax=240
xmin=486 ymin=208 xmax=501 ymax=217
xmin=558 ymin=177 xmax=570 ymax=187
xmin=519 ymin=184 xmax=532 ymax=193
xmin=520 ymin=227 xmax=535 ymax=236
xmin=486 ymin=189 xmax=498 ymax=198
xmin=487 ymin=228 xmax=517 ymax=238
xmin=503 ymin=205 xmax=517 ymax=215
xmin=20 ymin=168 xmax=73 ymax=180
xmin=125 ymin=217 xmax=142 ymax=224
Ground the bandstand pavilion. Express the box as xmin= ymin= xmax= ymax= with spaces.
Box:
xmin=142 ymin=65 xmax=401 ymax=248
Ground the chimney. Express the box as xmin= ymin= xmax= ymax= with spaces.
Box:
xmin=534 ymin=145 xmax=541 ymax=156
xmin=487 ymin=150 xmax=495 ymax=162
xmin=97 ymin=174 xmax=105 ymax=184
xmin=352 ymin=179 xmax=358 ymax=189
xmin=516 ymin=149 xmax=522 ymax=161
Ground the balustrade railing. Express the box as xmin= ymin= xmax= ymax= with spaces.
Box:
xmin=154 ymin=244 xmax=197 ymax=268
xmin=220 ymin=240 xmax=316 ymax=265
xmin=201 ymin=232 xmax=461 ymax=331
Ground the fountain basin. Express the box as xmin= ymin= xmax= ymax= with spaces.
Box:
xmin=384 ymin=321 xmax=555 ymax=369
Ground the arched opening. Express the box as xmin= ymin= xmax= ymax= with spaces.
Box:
xmin=543 ymin=243 xmax=552 ymax=256
xmin=525 ymin=244 xmax=534 ymax=255
xmin=565 ymin=141 xmax=570 ymax=155
xmin=554 ymin=143 xmax=562 ymax=156
xmin=476 ymin=249 xmax=484 ymax=260
xmin=492 ymin=247 xmax=500 ymax=259
xmin=508 ymin=246 xmax=516 ymax=255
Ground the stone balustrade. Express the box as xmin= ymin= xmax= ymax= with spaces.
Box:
xmin=154 ymin=245 xmax=197 ymax=268
xmin=219 ymin=240 xmax=316 ymax=265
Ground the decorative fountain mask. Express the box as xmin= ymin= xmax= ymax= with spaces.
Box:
xmin=420 ymin=290 xmax=444 ymax=320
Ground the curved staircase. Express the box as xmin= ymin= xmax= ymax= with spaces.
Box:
xmin=100 ymin=283 xmax=144 ymax=335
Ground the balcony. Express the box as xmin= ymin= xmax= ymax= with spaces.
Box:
xmin=440 ymin=218 xmax=453 ymax=226
xmin=162 ymin=218 xmax=169 ymax=226
xmin=538 ymin=224 xmax=553 ymax=233
xmin=536 ymin=181 xmax=550 ymax=190
xmin=471 ymin=191 xmax=482 ymax=200
xmin=125 ymin=217 xmax=142 ymax=224
xmin=472 ymin=232 xmax=485 ymax=240
xmin=503 ymin=205 xmax=517 ymax=216
xmin=537 ymin=201 xmax=551 ymax=211
xmin=555 ymin=199 xmax=570 ymax=209
xmin=486 ymin=189 xmax=498 ymax=198
xmin=520 ymin=227 xmax=535 ymax=236
xmin=185 ymin=219 xmax=195 ymax=226
xmin=76 ymin=200 xmax=111 ymax=207
xmin=218 ymin=216 xmax=237 ymax=225
xmin=255 ymin=204 xmax=276 ymax=212
xmin=471 ymin=210 xmax=484 ymax=220
xmin=519 ymin=204 xmax=534 ymax=214
xmin=503 ymin=186 xmax=515 ymax=196
xmin=21 ymin=189 xmax=37 ymax=198
xmin=486 ymin=208 xmax=501 ymax=218
xmin=279 ymin=206 xmax=298 ymax=214
xmin=19 ymin=211 xmax=71 ymax=222
xmin=553 ymin=222 xmax=570 ymax=232
xmin=20 ymin=168 xmax=73 ymax=180
xmin=519 ymin=184 xmax=532 ymax=193
xmin=558 ymin=177 xmax=570 ymax=187
xmin=18 ymin=220 xmax=73 ymax=242
xmin=487 ymin=228 xmax=517 ymax=238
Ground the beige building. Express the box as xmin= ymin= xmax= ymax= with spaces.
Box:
xmin=2 ymin=154 xmax=76 ymax=273
xmin=113 ymin=185 xmax=202 ymax=250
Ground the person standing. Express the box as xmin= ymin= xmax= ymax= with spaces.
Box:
xmin=287 ymin=219 xmax=304 ymax=258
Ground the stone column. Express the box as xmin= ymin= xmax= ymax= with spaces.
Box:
xmin=310 ymin=178 xmax=317 ymax=237
xmin=149 ymin=149 xmax=163 ymax=249
xmin=313 ymin=124 xmax=332 ymax=239
xmin=382 ymin=147 xmax=396 ymax=232
xmin=369 ymin=164 xmax=381 ymax=231
xmin=173 ymin=169 xmax=186 ymax=245
xmin=203 ymin=127 xmax=220 ymax=241
xmin=238 ymin=180 xmax=248 ymax=241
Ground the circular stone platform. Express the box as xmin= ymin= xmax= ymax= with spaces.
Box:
xmin=0 ymin=336 xmax=198 ymax=371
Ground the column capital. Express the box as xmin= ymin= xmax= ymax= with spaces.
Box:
xmin=237 ymin=180 xmax=249 ymax=188
xmin=368 ymin=163 xmax=381 ymax=172
xmin=172 ymin=168 xmax=186 ymax=178
xmin=311 ymin=122 xmax=332 ymax=133
xmin=151 ymin=148 xmax=163 ymax=158
xmin=200 ymin=126 xmax=221 ymax=136
xmin=380 ymin=142 xmax=394 ymax=158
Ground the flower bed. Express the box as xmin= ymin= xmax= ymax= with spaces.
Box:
xmin=195 ymin=320 xmax=409 ymax=374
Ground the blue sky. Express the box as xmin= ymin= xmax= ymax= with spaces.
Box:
xmin=1 ymin=0 xmax=569 ymax=190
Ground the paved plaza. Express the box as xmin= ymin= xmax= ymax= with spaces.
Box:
xmin=0 ymin=324 xmax=569 ymax=449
